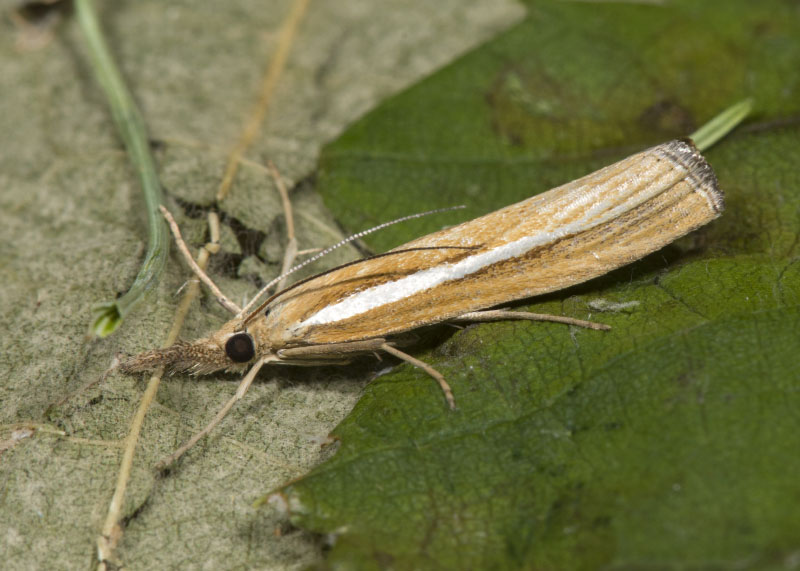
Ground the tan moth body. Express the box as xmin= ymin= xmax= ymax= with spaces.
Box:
xmin=260 ymin=139 xmax=721 ymax=347
xmin=123 ymin=139 xmax=722 ymax=403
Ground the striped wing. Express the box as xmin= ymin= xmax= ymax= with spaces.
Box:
xmin=261 ymin=140 xmax=722 ymax=347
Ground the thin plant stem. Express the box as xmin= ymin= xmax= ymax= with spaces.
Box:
xmin=216 ymin=0 xmax=311 ymax=202
xmin=95 ymin=211 xmax=223 ymax=569
xmin=691 ymin=98 xmax=753 ymax=152
xmin=76 ymin=0 xmax=169 ymax=337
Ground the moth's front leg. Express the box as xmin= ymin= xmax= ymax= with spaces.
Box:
xmin=156 ymin=356 xmax=273 ymax=470
xmin=159 ymin=205 xmax=241 ymax=314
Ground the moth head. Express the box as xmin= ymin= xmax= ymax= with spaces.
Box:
xmin=119 ymin=320 xmax=266 ymax=375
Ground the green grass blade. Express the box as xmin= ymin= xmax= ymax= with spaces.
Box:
xmin=75 ymin=0 xmax=169 ymax=337
xmin=691 ymin=97 xmax=753 ymax=151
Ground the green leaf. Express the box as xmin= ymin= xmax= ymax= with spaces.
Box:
xmin=276 ymin=0 xmax=800 ymax=568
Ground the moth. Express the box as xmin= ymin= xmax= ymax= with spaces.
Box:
xmin=121 ymin=139 xmax=722 ymax=459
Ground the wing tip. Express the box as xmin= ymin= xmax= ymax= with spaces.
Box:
xmin=659 ymin=139 xmax=725 ymax=215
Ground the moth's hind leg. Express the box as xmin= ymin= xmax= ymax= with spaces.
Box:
xmin=451 ymin=309 xmax=610 ymax=331
xmin=159 ymin=205 xmax=241 ymax=314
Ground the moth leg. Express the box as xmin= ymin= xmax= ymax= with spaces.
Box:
xmin=278 ymin=338 xmax=387 ymax=360
xmin=451 ymin=309 xmax=610 ymax=331
xmin=380 ymin=343 xmax=456 ymax=410
xmin=154 ymin=356 xmax=270 ymax=471
xmin=159 ymin=205 xmax=241 ymax=314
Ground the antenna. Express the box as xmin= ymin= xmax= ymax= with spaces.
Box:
xmin=238 ymin=205 xmax=465 ymax=316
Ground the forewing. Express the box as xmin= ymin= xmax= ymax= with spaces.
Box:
xmin=263 ymin=140 xmax=722 ymax=347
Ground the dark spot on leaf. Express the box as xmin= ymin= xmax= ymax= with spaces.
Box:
xmin=674 ymin=372 xmax=692 ymax=387
xmin=373 ymin=551 xmax=394 ymax=568
xmin=13 ymin=0 xmax=71 ymax=25
xmin=172 ymin=197 xmax=271 ymax=282
xmin=639 ymin=100 xmax=695 ymax=137
xmin=592 ymin=515 xmax=612 ymax=528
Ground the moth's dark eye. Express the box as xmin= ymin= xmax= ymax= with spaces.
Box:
xmin=225 ymin=333 xmax=255 ymax=363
